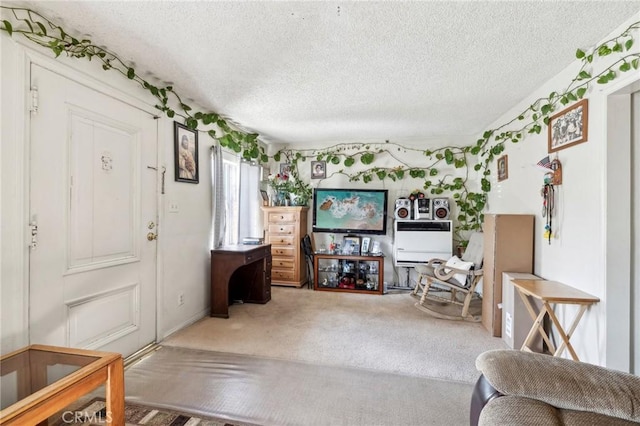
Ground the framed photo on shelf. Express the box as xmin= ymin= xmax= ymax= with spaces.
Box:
xmin=370 ymin=240 xmax=381 ymax=254
xmin=174 ymin=121 xmax=199 ymax=184
xmin=497 ymin=155 xmax=508 ymax=182
xmin=342 ymin=235 xmax=361 ymax=255
xmin=260 ymin=189 xmax=269 ymax=206
xmin=361 ymin=237 xmax=371 ymax=254
xmin=548 ymin=99 xmax=588 ymax=153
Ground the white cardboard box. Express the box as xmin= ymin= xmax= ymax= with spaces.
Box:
xmin=502 ymin=272 xmax=544 ymax=352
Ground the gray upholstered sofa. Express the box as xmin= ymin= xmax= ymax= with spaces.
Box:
xmin=471 ymin=349 xmax=640 ymax=425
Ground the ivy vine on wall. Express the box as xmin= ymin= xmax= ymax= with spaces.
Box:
xmin=1 ymin=6 xmax=638 ymax=242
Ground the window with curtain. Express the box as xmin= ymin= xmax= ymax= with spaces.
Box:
xmin=220 ymin=152 xmax=262 ymax=246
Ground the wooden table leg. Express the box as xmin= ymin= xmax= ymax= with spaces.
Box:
xmin=521 ymin=308 xmax=546 ymax=352
xmin=105 ymin=357 xmax=124 ymax=425
xmin=548 ymin=303 xmax=588 ymax=361
xmin=517 ymin=289 xmax=555 ymax=353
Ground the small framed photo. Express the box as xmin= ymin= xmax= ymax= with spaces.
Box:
xmin=497 ymin=155 xmax=508 ymax=182
xmin=311 ymin=161 xmax=326 ymax=179
xmin=342 ymin=235 xmax=361 ymax=255
xmin=548 ymin=99 xmax=588 ymax=153
xmin=174 ymin=122 xmax=199 ymax=184
xmin=260 ymin=189 xmax=269 ymax=206
xmin=361 ymin=237 xmax=371 ymax=254
xmin=279 ymin=163 xmax=291 ymax=177
xmin=370 ymin=240 xmax=381 ymax=254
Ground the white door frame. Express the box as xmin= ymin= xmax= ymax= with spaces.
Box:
xmin=9 ymin=42 xmax=164 ymax=349
xmin=602 ymin=72 xmax=640 ymax=372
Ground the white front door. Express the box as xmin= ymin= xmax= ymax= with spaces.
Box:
xmin=28 ymin=64 xmax=158 ymax=357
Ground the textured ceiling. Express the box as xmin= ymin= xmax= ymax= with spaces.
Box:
xmin=12 ymin=1 xmax=640 ymax=145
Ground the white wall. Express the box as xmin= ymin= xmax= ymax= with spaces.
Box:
xmin=481 ymin=11 xmax=640 ymax=367
xmin=0 ymin=34 xmax=215 ymax=353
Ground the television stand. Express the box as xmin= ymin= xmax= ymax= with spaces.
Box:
xmin=314 ymin=253 xmax=384 ymax=295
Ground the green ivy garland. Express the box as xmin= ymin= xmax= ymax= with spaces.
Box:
xmin=0 ymin=7 xmax=266 ymax=161
xmin=1 ymin=6 xmax=638 ymax=243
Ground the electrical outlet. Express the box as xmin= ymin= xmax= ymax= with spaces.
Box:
xmin=178 ymin=293 xmax=184 ymax=306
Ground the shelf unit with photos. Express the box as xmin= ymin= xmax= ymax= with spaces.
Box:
xmin=314 ymin=253 xmax=384 ymax=295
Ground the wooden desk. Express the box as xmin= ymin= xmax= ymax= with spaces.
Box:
xmin=511 ymin=279 xmax=599 ymax=361
xmin=0 ymin=344 xmax=124 ymax=425
xmin=210 ymin=244 xmax=272 ymax=318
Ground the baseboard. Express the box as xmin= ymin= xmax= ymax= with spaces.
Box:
xmin=161 ymin=308 xmax=209 ymax=340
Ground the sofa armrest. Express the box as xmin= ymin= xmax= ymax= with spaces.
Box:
xmin=476 ymin=350 xmax=640 ymax=423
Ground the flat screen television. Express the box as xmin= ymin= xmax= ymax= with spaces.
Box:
xmin=312 ymin=188 xmax=388 ymax=235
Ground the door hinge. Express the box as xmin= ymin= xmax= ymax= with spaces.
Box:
xmin=29 ymin=87 xmax=39 ymax=114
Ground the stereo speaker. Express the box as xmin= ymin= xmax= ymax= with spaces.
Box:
xmin=432 ymin=198 xmax=450 ymax=220
xmin=394 ymin=198 xmax=411 ymax=220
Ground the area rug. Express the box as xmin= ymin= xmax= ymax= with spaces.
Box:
xmin=52 ymin=398 xmax=242 ymax=426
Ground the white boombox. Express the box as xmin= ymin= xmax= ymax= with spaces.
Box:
xmin=414 ymin=198 xmax=432 ymax=220
xmin=394 ymin=198 xmax=411 ymax=220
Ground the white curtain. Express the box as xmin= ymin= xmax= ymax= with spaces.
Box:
xmin=210 ymin=144 xmax=225 ymax=248
xmin=212 ymin=149 xmax=262 ymax=246
xmin=222 ymin=152 xmax=240 ymax=245
xmin=238 ymin=160 xmax=262 ymax=241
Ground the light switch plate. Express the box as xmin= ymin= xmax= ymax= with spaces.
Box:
xmin=168 ymin=202 xmax=179 ymax=213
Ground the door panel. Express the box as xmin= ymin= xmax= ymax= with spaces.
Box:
xmin=29 ymin=64 xmax=157 ymax=357
xmin=69 ymin=109 xmax=139 ymax=269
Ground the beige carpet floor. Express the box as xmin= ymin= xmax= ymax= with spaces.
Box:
xmin=163 ymin=287 xmax=507 ymax=384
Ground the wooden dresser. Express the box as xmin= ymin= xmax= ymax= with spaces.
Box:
xmin=262 ymin=206 xmax=308 ymax=287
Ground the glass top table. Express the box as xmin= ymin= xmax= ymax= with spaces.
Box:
xmin=0 ymin=344 xmax=124 ymax=425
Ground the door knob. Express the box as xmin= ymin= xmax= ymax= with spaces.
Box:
xmin=147 ymin=232 xmax=157 ymax=241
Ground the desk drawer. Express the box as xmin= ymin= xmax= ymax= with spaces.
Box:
xmin=268 ymin=212 xmax=297 ymax=223
xmin=268 ymin=235 xmax=295 ymax=246
xmin=268 ymin=224 xmax=296 ymax=235
xmin=272 ymin=269 xmax=295 ymax=281
xmin=272 ymin=258 xmax=294 ymax=270
xmin=243 ymin=246 xmax=271 ymax=263
xmin=272 ymin=247 xmax=294 ymax=257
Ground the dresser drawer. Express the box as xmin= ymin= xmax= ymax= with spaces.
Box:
xmin=272 ymin=258 xmax=294 ymax=270
xmin=268 ymin=212 xmax=297 ymax=223
xmin=272 ymin=269 xmax=295 ymax=281
xmin=268 ymin=224 xmax=296 ymax=235
xmin=268 ymin=235 xmax=295 ymax=246
xmin=272 ymin=247 xmax=294 ymax=257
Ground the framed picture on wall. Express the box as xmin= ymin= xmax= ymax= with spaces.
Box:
xmin=174 ymin=122 xmax=199 ymax=184
xmin=311 ymin=161 xmax=326 ymax=179
xmin=497 ymin=155 xmax=508 ymax=182
xmin=548 ymin=99 xmax=589 ymax=153
xmin=279 ymin=163 xmax=291 ymax=177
